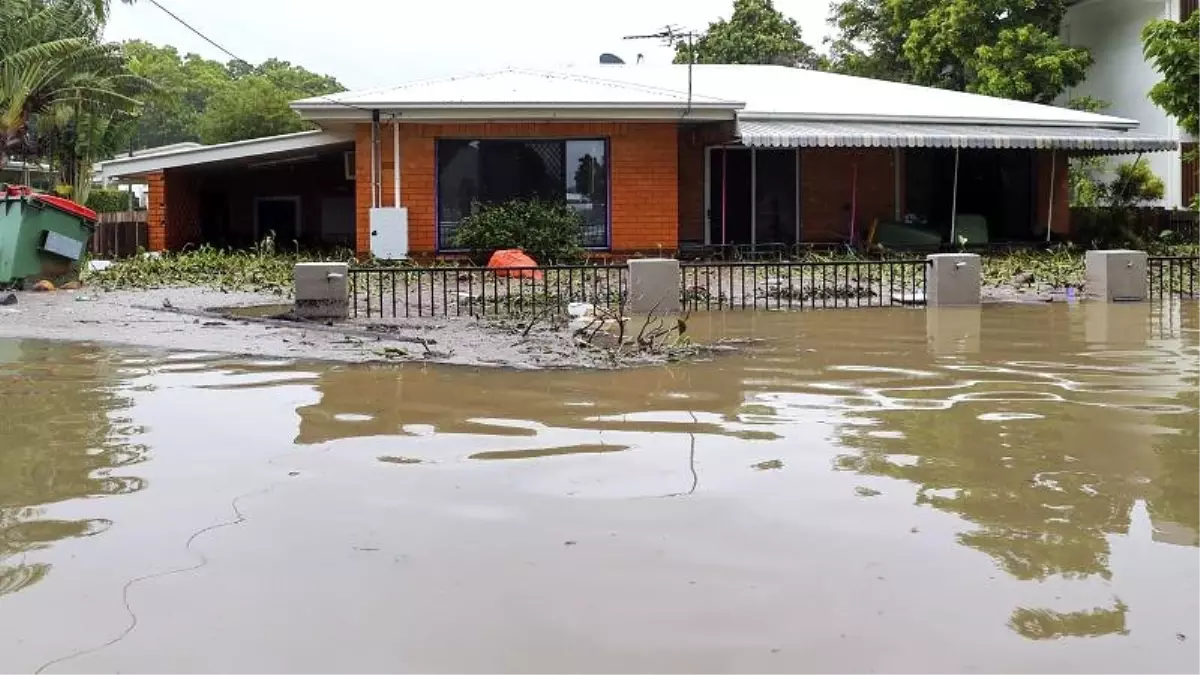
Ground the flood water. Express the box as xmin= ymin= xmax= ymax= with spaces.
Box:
xmin=1 ymin=301 xmax=1197 ymax=673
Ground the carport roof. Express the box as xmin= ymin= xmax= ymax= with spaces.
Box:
xmin=96 ymin=130 xmax=354 ymax=181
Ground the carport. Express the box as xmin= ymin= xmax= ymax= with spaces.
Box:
xmin=97 ymin=130 xmax=357 ymax=252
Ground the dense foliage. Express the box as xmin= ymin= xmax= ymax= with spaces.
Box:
xmin=0 ymin=1 xmax=344 ymax=202
xmin=673 ymin=0 xmax=821 ymax=69
xmin=84 ymin=187 xmax=134 ymax=213
xmin=826 ymin=0 xmax=1090 ymax=104
xmin=0 ymin=0 xmax=146 ymax=200
xmin=124 ymin=43 xmax=345 ymax=146
xmin=1142 ymin=12 xmax=1199 ymax=141
xmin=452 ymin=199 xmax=586 ymax=264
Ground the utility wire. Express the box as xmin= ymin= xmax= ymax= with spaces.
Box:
xmin=143 ymin=0 xmax=248 ymax=65
xmin=141 ymin=0 xmax=373 ymax=113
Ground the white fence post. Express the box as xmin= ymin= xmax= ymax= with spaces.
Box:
xmin=627 ymin=258 xmax=681 ymax=315
xmin=925 ymin=254 xmax=981 ymax=307
xmin=294 ymin=262 xmax=349 ymax=320
xmin=1085 ymin=250 xmax=1148 ymax=302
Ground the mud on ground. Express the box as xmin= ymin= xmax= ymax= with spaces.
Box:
xmin=0 ymin=287 xmax=684 ymax=369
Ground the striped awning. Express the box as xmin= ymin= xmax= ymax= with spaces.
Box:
xmin=737 ymin=120 xmax=1178 ymax=153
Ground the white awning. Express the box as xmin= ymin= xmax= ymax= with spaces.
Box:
xmin=737 ymin=120 xmax=1177 ymax=153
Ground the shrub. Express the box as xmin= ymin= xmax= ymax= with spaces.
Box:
xmin=85 ymin=189 xmax=137 ymax=213
xmin=452 ymin=198 xmax=585 ymax=264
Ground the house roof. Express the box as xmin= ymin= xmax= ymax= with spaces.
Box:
xmin=293 ymin=64 xmax=1139 ymax=130
xmin=96 ymin=129 xmax=354 ymax=180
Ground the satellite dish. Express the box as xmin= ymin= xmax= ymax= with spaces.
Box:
xmin=599 ymin=53 xmax=625 ymax=64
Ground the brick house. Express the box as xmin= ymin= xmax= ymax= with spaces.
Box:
xmin=97 ymin=64 xmax=1175 ymax=259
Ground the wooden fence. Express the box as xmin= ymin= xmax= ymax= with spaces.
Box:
xmin=89 ymin=211 xmax=148 ymax=259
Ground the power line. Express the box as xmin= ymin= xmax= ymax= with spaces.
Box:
xmin=141 ymin=0 xmax=372 ymax=114
xmin=143 ymin=0 xmax=248 ymax=65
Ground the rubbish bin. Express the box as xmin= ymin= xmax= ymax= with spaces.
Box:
xmin=0 ymin=185 xmax=98 ymax=287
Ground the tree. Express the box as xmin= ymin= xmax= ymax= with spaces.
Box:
xmin=673 ymin=0 xmax=821 ymax=69
xmin=1142 ymin=11 xmax=1199 ymax=140
xmin=120 ymin=42 xmax=345 ymax=148
xmin=256 ymin=58 xmax=344 ymax=98
xmin=196 ymin=75 xmax=310 ymax=144
xmin=123 ymin=41 xmax=223 ymax=147
xmin=0 ymin=0 xmax=143 ymax=168
xmin=573 ymin=154 xmax=606 ymax=201
xmin=827 ymin=0 xmax=1091 ymax=104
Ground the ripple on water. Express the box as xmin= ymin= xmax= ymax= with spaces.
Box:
xmin=977 ymin=412 xmax=1046 ymax=422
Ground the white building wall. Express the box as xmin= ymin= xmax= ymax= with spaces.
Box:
xmin=1063 ymin=0 xmax=1183 ymax=207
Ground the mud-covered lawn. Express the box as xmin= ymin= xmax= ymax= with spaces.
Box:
xmin=0 ymin=287 xmax=682 ymax=369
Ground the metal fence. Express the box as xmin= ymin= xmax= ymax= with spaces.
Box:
xmin=1148 ymin=256 xmax=1199 ymax=299
xmin=349 ymin=264 xmax=628 ymax=318
xmin=680 ymin=260 xmax=929 ymax=311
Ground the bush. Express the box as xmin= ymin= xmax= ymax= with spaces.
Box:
xmin=85 ymin=189 xmax=137 ymax=213
xmin=452 ymin=198 xmax=585 ymax=264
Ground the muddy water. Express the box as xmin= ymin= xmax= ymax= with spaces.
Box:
xmin=1 ymin=301 xmax=1197 ymax=673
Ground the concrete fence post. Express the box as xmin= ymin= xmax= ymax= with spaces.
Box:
xmin=1085 ymin=250 xmax=1147 ymax=302
xmin=626 ymin=258 xmax=681 ymax=315
xmin=294 ymin=262 xmax=349 ymax=320
xmin=925 ymin=253 xmax=981 ymax=307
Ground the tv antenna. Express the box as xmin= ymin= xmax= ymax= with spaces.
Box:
xmin=623 ymin=25 xmax=698 ymax=114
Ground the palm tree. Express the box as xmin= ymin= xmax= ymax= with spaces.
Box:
xmin=0 ymin=0 xmax=143 ymax=170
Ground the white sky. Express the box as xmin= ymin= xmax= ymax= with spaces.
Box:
xmin=104 ymin=0 xmax=837 ymax=91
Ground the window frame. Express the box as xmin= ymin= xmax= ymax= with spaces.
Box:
xmin=433 ymin=137 xmax=612 ymax=253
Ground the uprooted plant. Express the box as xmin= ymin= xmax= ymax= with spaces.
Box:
xmin=572 ymin=305 xmax=698 ymax=364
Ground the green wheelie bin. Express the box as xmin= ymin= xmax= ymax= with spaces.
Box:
xmin=0 ymin=185 xmax=98 ymax=288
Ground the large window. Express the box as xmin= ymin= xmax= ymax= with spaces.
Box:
xmin=436 ymin=139 xmax=609 ymax=250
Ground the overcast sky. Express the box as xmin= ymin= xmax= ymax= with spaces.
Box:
xmin=104 ymin=0 xmax=837 ymax=91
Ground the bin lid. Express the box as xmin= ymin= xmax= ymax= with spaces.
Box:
xmin=30 ymin=193 xmax=98 ymax=223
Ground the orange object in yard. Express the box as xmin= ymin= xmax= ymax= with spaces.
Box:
xmin=487 ymin=249 xmax=542 ymax=280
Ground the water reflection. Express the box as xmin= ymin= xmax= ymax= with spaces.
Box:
xmin=780 ymin=301 xmax=1199 ymax=639
xmin=0 ymin=301 xmax=1195 ymax=672
xmin=0 ymin=341 xmax=145 ymax=597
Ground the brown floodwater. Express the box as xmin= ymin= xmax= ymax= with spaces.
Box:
xmin=1 ymin=301 xmax=1197 ymax=673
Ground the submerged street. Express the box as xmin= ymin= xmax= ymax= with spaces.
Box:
xmin=1 ymin=302 xmax=1197 ymax=673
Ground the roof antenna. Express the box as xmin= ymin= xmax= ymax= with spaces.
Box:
xmin=624 ymin=25 xmax=697 ymax=114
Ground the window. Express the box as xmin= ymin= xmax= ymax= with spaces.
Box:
xmin=436 ymin=139 xmax=609 ymax=250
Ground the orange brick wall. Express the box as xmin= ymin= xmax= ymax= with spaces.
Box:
xmin=146 ymin=172 xmax=166 ymax=251
xmin=678 ymin=122 xmax=737 ymax=244
xmin=800 ymin=148 xmax=898 ymax=241
xmin=355 ymin=121 xmax=679 ymax=256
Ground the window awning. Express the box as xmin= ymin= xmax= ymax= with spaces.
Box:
xmin=737 ymin=120 xmax=1178 ymax=153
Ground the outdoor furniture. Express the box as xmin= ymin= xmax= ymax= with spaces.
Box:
xmin=868 ymin=218 xmax=942 ymax=249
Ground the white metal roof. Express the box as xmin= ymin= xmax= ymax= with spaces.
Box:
xmin=293 ymin=64 xmax=1139 ymax=129
xmin=292 ymin=67 xmax=741 ymax=121
xmin=739 ymin=120 xmax=1177 ymax=152
xmin=96 ymin=130 xmax=354 ymax=180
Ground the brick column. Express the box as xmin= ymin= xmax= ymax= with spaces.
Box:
xmin=146 ymin=171 xmax=166 ymax=251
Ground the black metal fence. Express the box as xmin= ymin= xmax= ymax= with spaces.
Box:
xmin=680 ymin=259 xmax=929 ymax=311
xmin=349 ymin=264 xmax=628 ymax=319
xmin=347 ymin=259 xmax=931 ymax=318
xmin=1148 ymin=256 xmax=1200 ymax=298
